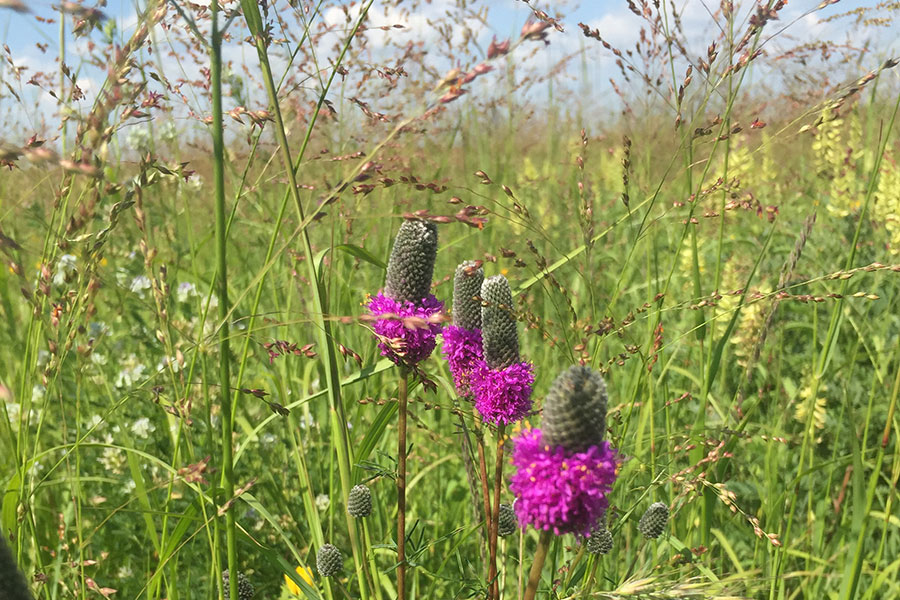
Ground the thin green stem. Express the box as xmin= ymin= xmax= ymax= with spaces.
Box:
xmin=397 ymin=369 xmax=409 ymax=600
xmin=488 ymin=424 xmax=507 ymax=600
xmin=238 ymin=2 xmax=374 ymax=597
xmin=474 ymin=420 xmax=493 ymax=584
xmin=210 ymin=3 xmax=237 ymax=599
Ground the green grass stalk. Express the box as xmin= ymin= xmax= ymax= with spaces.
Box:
xmin=397 ymin=369 xmax=409 ymax=600
xmin=209 ymin=2 xmax=238 ymax=599
xmin=237 ymin=2 xmax=375 ymax=597
xmin=488 ymin=425 xmax=506 ymax=600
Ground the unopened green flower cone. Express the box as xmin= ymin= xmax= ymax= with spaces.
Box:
xmin=638 ymin=502 xmax=670 ymax=539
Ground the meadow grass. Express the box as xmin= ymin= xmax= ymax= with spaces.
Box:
xmin=1 ymin=1 xmax=900 ymax=599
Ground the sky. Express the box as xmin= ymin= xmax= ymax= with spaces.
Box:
xmin=0 ymin=0 xmax=896 ymax=142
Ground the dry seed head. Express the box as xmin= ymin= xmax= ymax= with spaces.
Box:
xmin=384 ymin=219 xmax=438 ymax=304
xmin=452 ymin=261 xmax=484 ymax=330
xmin=541 ymin=366 xmax=608 ymax=452
xmin=480 ymin=275 xmax=519 ymax=370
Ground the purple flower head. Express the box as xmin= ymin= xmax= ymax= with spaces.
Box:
xmin=441 ymin=325 xmax=484 ymax=395
xmin=367 ymin=292 xmax=444 ymax=366
xmin=509 ymin=428 xmax=618 ymax=535
xmin=471 ymin=360 xmax=534 ymax=425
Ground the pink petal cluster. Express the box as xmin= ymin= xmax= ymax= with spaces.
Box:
xmin=441 ymin=325 xmax=483 ymax=395
xmin=471 ymin=361 xmax=534 ymax=425
xmin=509 ymin=428 xmax=618 ymax=535
xmin=367 ymin=292 xmax=444 ymax=366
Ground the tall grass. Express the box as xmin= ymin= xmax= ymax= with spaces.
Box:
xmin=0 ymin=1 xmax=899 ymax=599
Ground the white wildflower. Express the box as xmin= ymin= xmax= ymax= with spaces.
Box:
xmin=130 ymin=275 xmax=152 ymax=298
xmin=115 ymin=355 xmax=147 ymax=388
xmin=53 ymin=254 xmax=77 ymax=286
xmin=131 ymin=417 xmax=155 ymax=439
xmin=176 ymin=282 xmax=198 ymax=303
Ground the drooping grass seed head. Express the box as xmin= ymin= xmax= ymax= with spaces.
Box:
xmin=480 ymin=275 xmax=519 ymax=370
xmin=638 ymin=502 xmax=669 ymax=539
xmin=452 ymin=260 xmax=484 ymax=330
xmin=0 ymin=533 xmax=33 ymax=600
xmin=316 ymin=543 xmax=343 ymax=578
xmin=384 ymin=219 xmax=438 ymax=304
xmin=498 ymin=503 xmax=518 ymax=537
xmin=221 ymin=570 xmax=255 ymax=600
xmin=586 ymin=526 xmax=613 ymax=555
xmin=348 ymin=484 xmax=372 ymax=518
xmin=541 ymin=365 xmax=608 ymax=452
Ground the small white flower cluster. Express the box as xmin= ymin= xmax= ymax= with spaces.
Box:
xmin=125 ymin=126 xmax=152 ymax=154
xmin=176 ymin=281 xmax=199 ymax=303
xmin=131 ymin=417 xmax=156 ymax=439
xmin=115 ymin=355 xmax=147 ymax=389
xmin=130 ymin=275 xmax=152 ymax=298
xmin=53 ymin=254 xmax=77 ymax=286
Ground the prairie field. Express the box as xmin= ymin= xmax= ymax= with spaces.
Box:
xmin=0 ymin=1 xmax=899 ymax=599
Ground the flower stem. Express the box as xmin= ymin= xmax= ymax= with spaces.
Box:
xmin=474 ymin=421 xmax=493 ymax=585
xmin=362 ymin=519 xmax=384 ymax=600
xmin=524 ymin=530 xmax=553 ymax=600
xmin=581 ymin=556 xmax=599 ymax=599
xmin=210 ymin=3 xmax=237 ymax=599
xmin=488 ymin=424 xmax=507 ymax=600
xmin=455 ymin=405 xmax=487 ymax=568
xmin=397 ymin=369 xmax=409 ymax=600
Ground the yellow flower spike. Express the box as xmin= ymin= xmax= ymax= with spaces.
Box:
xmin=285 ymin=565 xmax=315 ymax=595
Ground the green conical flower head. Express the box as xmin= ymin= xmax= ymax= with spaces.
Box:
xmin=316 ymin=544 xmax=343 ymax=578
xmin=480 ymin=275 xmax=519 ymax=370
xmin=348 ymin=484 xmax=372 ymax=518
xmin=498 ymin=503 xmax=518 ymax=537
xmin=638 ymin=502 xmax=669 ymax=539
xmin=384 ymin=219 xmax=438 ymax=304
xmin=586 ymin=527 xmax=613 ymax=555
xmin=221 ymin=570 xmax=255 ymax=600
xmin=0 ymin=533 xmax=33 ymax=600
xmin=541 ymin=365 xmax=608 ymax=452
xmin=452 ymin=261 xmax=484 ymax=330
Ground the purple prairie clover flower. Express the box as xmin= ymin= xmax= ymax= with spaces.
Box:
xmin=471 ymin=360 xmax=534 ymax=425
xmin=441 ymin=325 xmax=483 ymax=395
xmin=509 ymin=427 xmax=618 ymax=535
xmin=367 ymin=292 xmax=443 ymax=366
xmin=470 ymin=274 xmax=534 ymax=423
xmin=443 ymin=260 xmax=486 ymax=394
